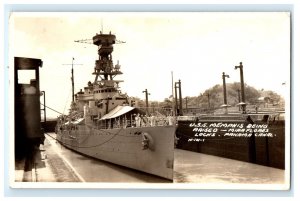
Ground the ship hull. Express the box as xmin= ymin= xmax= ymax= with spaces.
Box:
xmin=56 ymin=125 xmax=176 ymax=180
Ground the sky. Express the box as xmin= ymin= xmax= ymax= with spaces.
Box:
xmin=9 ymin=12 xmax=290 ymax=118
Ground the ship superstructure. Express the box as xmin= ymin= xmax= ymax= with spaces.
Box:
xmin=73 ymin=32 xmax=127 ymax=118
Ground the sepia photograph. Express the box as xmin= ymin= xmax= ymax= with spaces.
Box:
xmin=9 ymin=11 xmax=290 ymax=189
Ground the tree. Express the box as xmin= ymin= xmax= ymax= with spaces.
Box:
xmin=148 ymin=83 xmax=283 ymax=112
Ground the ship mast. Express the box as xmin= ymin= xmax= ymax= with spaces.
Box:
xmin=62 ymin=58 xmax=82 ymax=103
xmin=92 ymin=31 xmax=124 ymax=86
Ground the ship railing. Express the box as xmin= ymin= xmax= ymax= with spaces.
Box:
xmin=94 ymin=115 xmax=176 ymax=129
xmin=135 ymin=106 xmax=173 ymax=116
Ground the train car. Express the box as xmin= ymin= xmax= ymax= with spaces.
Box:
xmin=14 ymin=57 xmax=44 ymax=160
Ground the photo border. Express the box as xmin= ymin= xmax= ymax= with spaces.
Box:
xmin=2 ymin=2 xmax=296 ymax=198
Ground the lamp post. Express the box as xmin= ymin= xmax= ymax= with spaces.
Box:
xmin=222 ymin=72 xmax=230 ymax=114
xmin=237 ymin=89 xmax=241 ymax=111
xmin=142 ymin=89 xmax=150 ymax=114
xmin=185 ymin=97 xmax=188 ymax=110
xmin=235 ymin=62 xmax=246 ymax=113
xmin=174 ymin=80 xmax=183 ymax=116
xmin=41 ymin=91 xmax=46 ymax=123
xmin=178 ymin=80 xmax=183 ymax=115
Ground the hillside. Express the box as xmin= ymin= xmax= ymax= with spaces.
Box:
xmin=132 ymin=82 xmax=284 ymax=114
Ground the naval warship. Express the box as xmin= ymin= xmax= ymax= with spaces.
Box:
xmin=55 ymin=30 xmax=176 ymax=180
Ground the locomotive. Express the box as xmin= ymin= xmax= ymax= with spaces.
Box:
xmin=14 ymin=57 xmax=45 ymax=160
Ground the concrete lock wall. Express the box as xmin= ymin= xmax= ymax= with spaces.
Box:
xmin=176 ymin=119 xmax=285 ymax=169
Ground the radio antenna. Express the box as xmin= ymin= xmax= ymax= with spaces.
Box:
xmin=62 ymin=57 xmax=83 ymax=103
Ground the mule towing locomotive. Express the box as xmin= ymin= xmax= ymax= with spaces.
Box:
xmin=14 ymin=57 xmax=45 ymax=161
xmin=55 ymin=30 xmax=176 ymax=180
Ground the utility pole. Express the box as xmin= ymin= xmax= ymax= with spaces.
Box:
xmin=142 ymin=89 xmax=150 ymax=114
xmin=63 ymin=58 xmax=82 ymax=103
xmin=235 ymin=62 xmax=246 ymax=113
